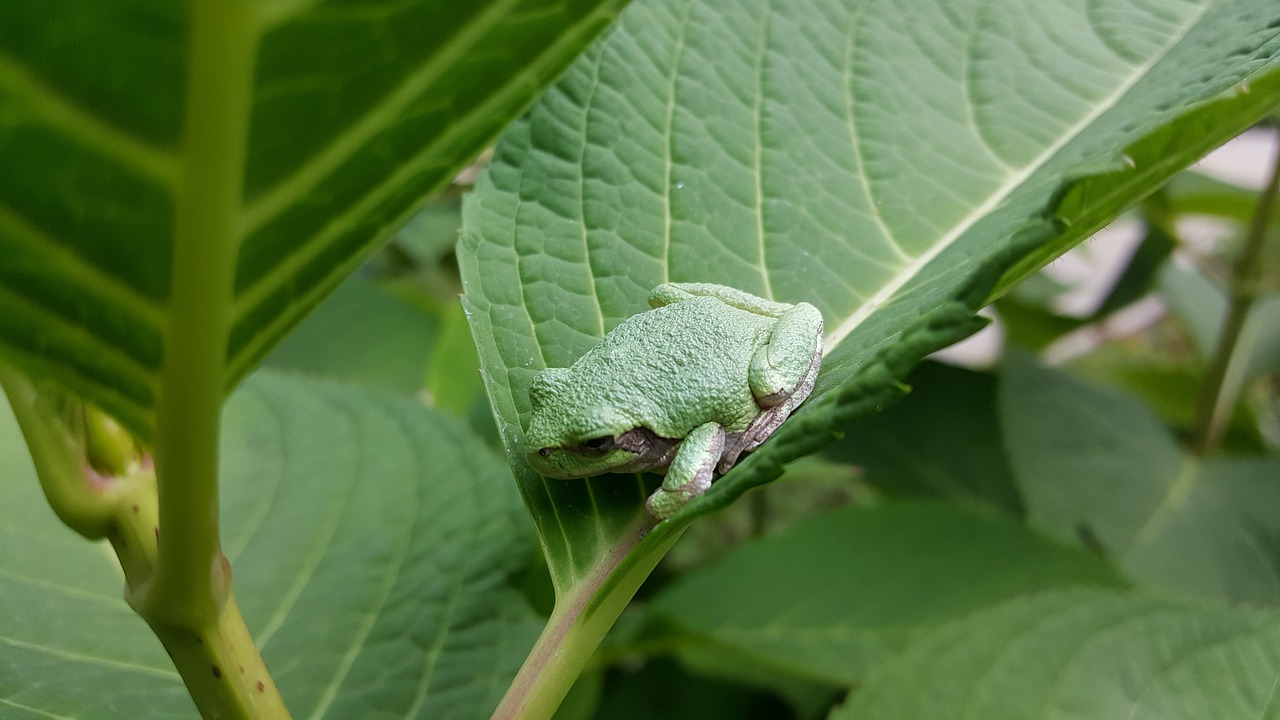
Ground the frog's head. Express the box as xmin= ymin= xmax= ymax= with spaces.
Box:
xmin=524 ymin=367 xmax=642 ymax=478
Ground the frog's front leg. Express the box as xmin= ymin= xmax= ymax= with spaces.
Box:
xmin=646 ymin=422 xmax=724 ymax=519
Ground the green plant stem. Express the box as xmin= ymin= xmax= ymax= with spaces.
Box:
xmin=147 ymin=596 xmax=290 ymax=719
xmin=0 ymin=369 xmax=290 ymax=718
xmin=493 ymin=517 xmax=685 ymax=719
xmin=144 ymin=0 xmax=253 ymax=626
xmin=136 ymin=1 xmax=290 ymax=716
xmin=1189 ymin=133 xmax=1280 ymax=455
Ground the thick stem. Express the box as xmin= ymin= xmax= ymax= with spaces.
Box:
xmin=1 ymin=369 xmax=291 ymax=718
xmin=143 ymin=0 xmax=255 ymax=627
xmin=146 ymin=595 xmax=290 ymax=720
xmin=493 ymin=518 xmax=685 ymax=719
xmin=1189 ymin=134 xmax=1280 ymax=455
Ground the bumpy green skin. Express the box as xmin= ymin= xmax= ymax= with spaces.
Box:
xmin=525 ymin=283 xmax=823 ymax=519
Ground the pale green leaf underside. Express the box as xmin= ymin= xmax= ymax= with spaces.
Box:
xmin=0 ymin=373 xmax=541 ymax=719
xmin=649 ymin=503 xmax=1124 ymax=687
xmin=833 ymin=590 xmax=1280 ymax=720
xmin=459 ymin=0 xmax=1280 ymax=589
xmin=0 ymin=0 xmax=628 ymax=440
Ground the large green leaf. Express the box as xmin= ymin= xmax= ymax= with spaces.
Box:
xmin=825 ymin=362 xmax=1022 ymax=513
xmin=0 ymin=372 xmax=542 ymax=718
xmin=832 ymin=589 xmax=1280 ymax=720
xmin=1000 ymin=351 xmax=1280 ymax=604
xmin=261 ymin=274 xmax=439 ymax=393
xmin=0 ymin=0 xmax=629 ymax=441
xmin=646 ymin=503 xmax=1123 ymax=689
xmin=460 ymin=0 xmax=1280 ymax=605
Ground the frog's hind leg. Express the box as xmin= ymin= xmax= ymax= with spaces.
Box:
xmin=749 ymin=302 xmax=823 ymax=407
xmin=646 ymin=422 xmax=724 ymax=519
xmin=648 ymin=283 xmax=795 ymax=316
xmin=719 ymin=350 xmax=820 ymax=473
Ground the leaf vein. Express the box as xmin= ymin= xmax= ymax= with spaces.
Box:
xmin=822 ymin=1 xmax=1210 ymax=354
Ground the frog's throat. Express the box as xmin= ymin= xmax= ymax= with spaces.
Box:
xmin=613 ymin=427 xmax=680 ymax=473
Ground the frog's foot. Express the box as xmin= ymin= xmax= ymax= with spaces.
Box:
xmin=646 ymin=422 xmax=724 ymax=519
xmin=749 ymin=303 xmax=824 ymax=407
xmin=719 ymin=350 xmax=820 ymax=473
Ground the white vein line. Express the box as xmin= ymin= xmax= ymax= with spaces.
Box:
xmin=0 ymin=636 xmax=179 ymax=679
xmin=0 ymin=697 xmax=74 ymax=720
xmin=0 ymin=203 xmax=167 ymax=326
xmin=0 ymin=569 xmax=131 ymax=610
xmin=752 ymin=0 xmax=775 ymax=300
xmin=402 ymin=476 xmax=481 ymax=718
xmin=0 ymin=342 xmax=152 ymax=436
xmin=1257 ymin=672 xmax=1280 ymax=720
xmin=254 ymin=394 xmax=362 ymax=650
xmin=960 ymin=5 xmax=1017 ymax=174
xmin=255 ymin=0 xmax=322 ymax=30
xmin=0 ymin=53 xmax=176 ymax=184
xmin=841 ymin=5 xmax=910 ymax=263
xmin=231 ymin=2 xmax=621 ymax=324
xmin=578 ymin=43 xmax=610 ymax=338
xmin=1124 ymin=617 xmax=1279 ymax=719
xmin=304 ymin=401 xmax=414 ymax=720
xmin=822 ymin=3 xmax=1209 ymax=355
xmin=0 ymin=285 xmax=160 ymax=389
xmin=540 ymin=476 xmax=580 ymax=586
xmin=221 ymin=388 xmax=288 ymax=561
xmin=583 ymin=481 xmax=609 ymax=551
xmin=659 ymin=2 xmax=696 ymax=282
xmin=1124 ymin=456 xmax=1198 ymax=555
xmin=241 ymin=0 xmax=526 ymax=238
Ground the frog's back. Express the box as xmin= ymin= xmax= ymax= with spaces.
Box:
xmin=567 ymin=296 xmax=774 ymax=437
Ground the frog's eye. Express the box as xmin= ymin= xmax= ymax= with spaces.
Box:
xmin=578 ymin=436 xmax=615 ymax=455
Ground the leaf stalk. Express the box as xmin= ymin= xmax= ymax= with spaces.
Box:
xmin=1189 ymin=131 xmax=1280 ymax=454
xmin=493 ymin=516 xmax=683 ymax=719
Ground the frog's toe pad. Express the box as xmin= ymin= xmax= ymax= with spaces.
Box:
xmin=646 ymin=488 xmax=696 ymax=520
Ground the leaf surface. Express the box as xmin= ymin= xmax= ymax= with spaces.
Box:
xmin=832 ymin=590 xmax=1280 ymax=720
xmin=0 ymin=372 xmax=542 ymax=718
xmin=647 ymin=503 xmax=1123 ymax=687
xmin=1000 ymin=351 xmax=1280 ymax=604
xmin=0 ymin=0 xmax=629 ymax=440
xmin=261 ymin=274 xmax=439 ymax=393
xmin=459 ymin=0 xmax=1280 ymax=598
xmin=826 ymin=362 xmax=1021 ymax=513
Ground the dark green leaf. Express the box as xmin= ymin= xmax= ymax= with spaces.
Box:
xmin=1000 ymin=351 xmax=1280 ymax=604
xmin=827 ymin=362 xmax=1022 ymax=513
xmin=647 ymin=503 xmax=1123 ymax=687
xmin=0 ymin=372 xmax=543 ymax=718
xmin=262 ymin=274 xmax=438 ymax=393
xmin=833 ymin=590 xmax=1280 ymax=720
xmin=0 ymin=0 xmax=630 ymax=440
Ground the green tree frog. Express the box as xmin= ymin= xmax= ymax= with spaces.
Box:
xmin=525 ymin=283 xmax=823 ymax=519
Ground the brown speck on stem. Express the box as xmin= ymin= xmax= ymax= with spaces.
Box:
xmin=257 ymin=681 xmax=265 ymax=692
xmin=211 ymin=665 xmax=222 ymax=679
xmin=132 ymin=503 xmax=140 ymax=513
